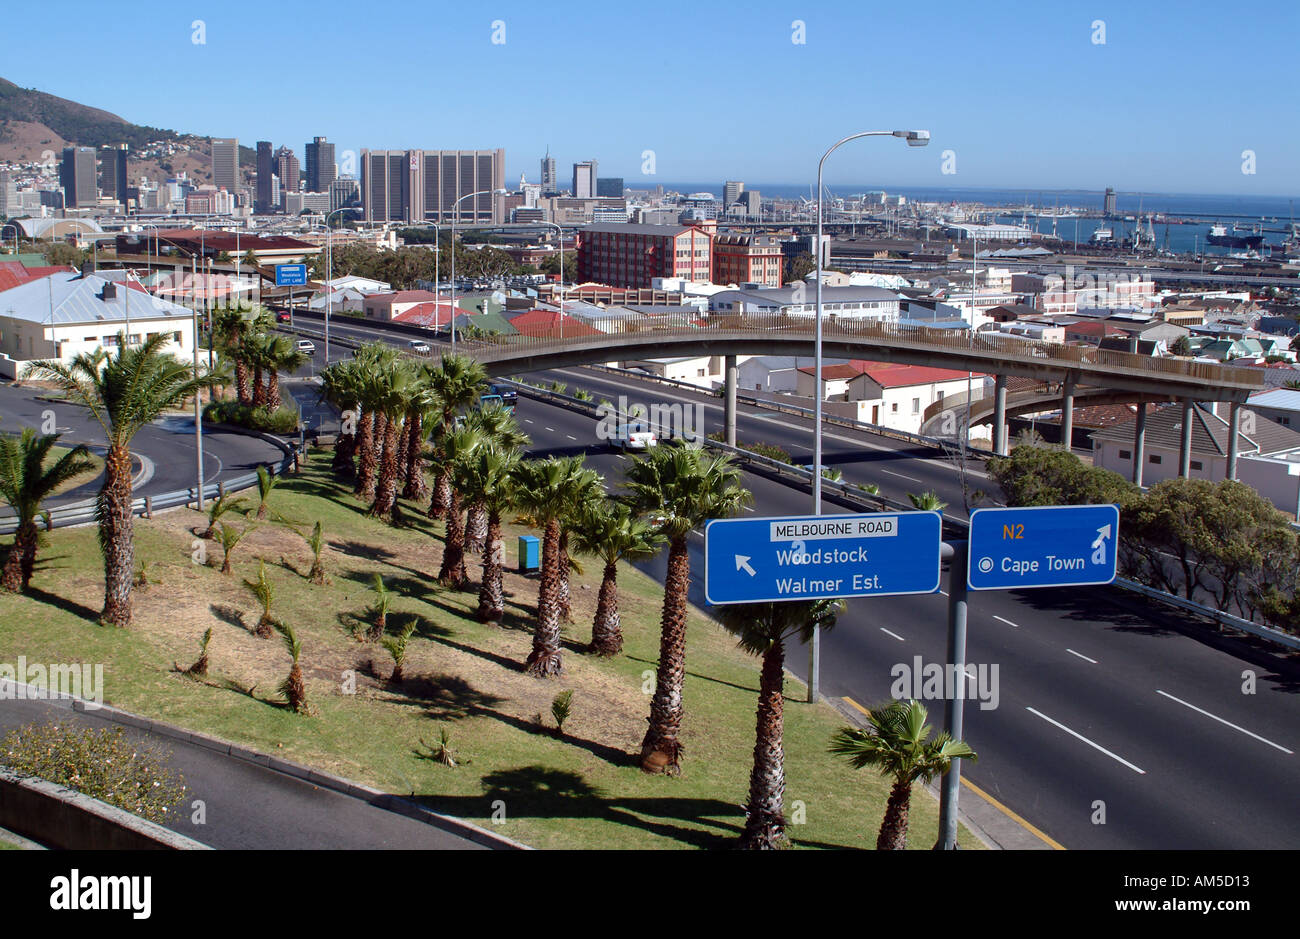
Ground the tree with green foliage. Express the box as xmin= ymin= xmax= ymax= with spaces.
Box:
xmin=454 ymin=445 xmax=520 ymax=624
xmin=987 ymin=444 xmax=1135 ymax=509
xmin=715 ymin=599 xmax=841 ymax=848
xmin=0 ymin=430 xmax=95 ymax=592
xmin=28 ymin=334 xmax=217 ymax=626
xmin=830 ymin=699 xmax=977 ymax=849
xmin=570 ymin=501 xmax=666 ymax=655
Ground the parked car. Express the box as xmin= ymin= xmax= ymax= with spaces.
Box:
xmin=276 ymin=311 xmax=292 ymax=323
xmin=408 ymin=339 xmax=432 ymax=355
xmin=295 ymin=339 xmax=316 ymax=354
xmin=611 ymin=424 xmax=658 ymax=451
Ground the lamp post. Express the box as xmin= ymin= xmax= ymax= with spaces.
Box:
xmin=537 ymin=221 xmax=566 ymax=337
xmin=808 ymin=128 xmax=929 ymax=704
xmin=322 ymin=208 xmax=349 ymax=366
xmin=448 ymin=188 xmax=507 ymax=351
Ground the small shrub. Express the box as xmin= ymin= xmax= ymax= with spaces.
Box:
xmin=418 ymin=725 xmax=462 ymax=767
xmin=367 ymin=574 xmax=392 ymax=641
xmin=572 ymin=388 xmax=592 ymax=402
xmin=305 ymin=521 xmax=328 ymax=584
xmin=245 ymin=560 xmax=276 ymax=638
xmin=133 ymin=559 xmax=154 ymax=589
xmin=180 ymin=627 xmax=213 ymax=677
xmin=216 ymin=519 xmax=255 ymax=574
xmin=201 ymin=492 xmax=247 ymax=538
xmin=857 ymin=482 xmax=880 ymax=496
xmin=204 ymin=400 xmax=300 ymax=434
xmin=551 ymin=689 xmax=574 ymax=737
xmin=381 ymin=617 xmax=417 ymax=682
xmin=273 ymin=620 xmax=311 ymax=715
xmin=1 ymin=721 xmax=186 ymax=824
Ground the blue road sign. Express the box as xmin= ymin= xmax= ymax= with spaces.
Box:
xmin=704 ymin=511 xmax=942 ymax=605
xmin=276 ymin=263 xmax=308 ymax=287
xmin=967 ymin=504 xmax=1119 ymax=591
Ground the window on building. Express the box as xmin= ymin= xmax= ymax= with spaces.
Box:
xmin=1190 ymin=460 xmax=1203 ymax=471
xmin=172 ymin=332 xmax=182 ymax=344
xmin=891 ymin=402 xmax=898 ymax=413
xmin=1119 ymin=449 xmax=1132 ymax=460
xmin=1150 ymin=454 xmax=1162 ymax=464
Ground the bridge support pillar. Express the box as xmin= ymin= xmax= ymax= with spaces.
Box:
xmin=1060 ymin=375 xmax=1076 ymax=450
xmin=724 ymin=355 xmax=737 ymax=448
xmin=1133 ymin=402 xmax=1147 ymax=486
xmin=992 ymin=375 xmax=1008 ymax=456
xmin=1227 ymin=402 xmax=1240 ymax=481
xmin=1179 ymin=399 xmax=1194 ymax=478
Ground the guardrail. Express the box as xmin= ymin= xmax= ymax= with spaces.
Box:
xmin=505 ymin=376 xmax=1300 ymax=652
xmin=0 ymin=430 xmax=296 ymax=536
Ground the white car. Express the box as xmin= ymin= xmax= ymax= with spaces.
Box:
xmin=408 ymin=339 xmax=432 ymax=355
xmin=612 ymin=425 xmax=658 ymax=451
xmin=295 ymin=339 xmax=315 ymax=354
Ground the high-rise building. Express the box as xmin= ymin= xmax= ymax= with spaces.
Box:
xmin=330 ymin=178 xmax=361 ymax=212
xmin=576 ymin=223 xmax=712 ymax=287
xmin=0 ymin=170 xmax=15 ymax=217
xmin=361 ymin=149 xmax=505 ymax=224
xmin=97 ymin=145 xmax=129 ymax=205
xmin=275 ymin=146 xmax=301 ymax=208
xmin=255 ymin=141 xmax=274 ymax=214
xmin=596 ymin=177 xmax=623 ymax=198
xmin=724 ymin=180 xmax=744 ymax=208
xmin=1103 ymin=186 xmax=1117 ymax=217
xmin=572 ymin=160 xmax=597 ymax=198
xmin=305 ymin=136 xmax=336 ymax=194
xmin=740 ymin=190 xmax=761 ymax=217
xmin=540 ymin=150 xmax=557 ymax=193
xmin=211 ymin=137 xmax=239 ymax=192
xmin=60 ymin=147 xmax=99 ymax=208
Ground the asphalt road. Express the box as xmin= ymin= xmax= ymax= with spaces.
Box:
xmin=0 ymin=696 xmax=487 ymax=849
xmin=0 ymin=383 xmax=286 ymax=509
xmin=513 ymin=380 xmax=1300 ymax=850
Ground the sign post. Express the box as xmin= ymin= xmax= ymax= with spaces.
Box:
xmin=704 ymin=511 xmax=943 ymax=606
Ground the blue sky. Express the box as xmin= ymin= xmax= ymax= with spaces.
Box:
xmin=9 ymin=0 xmax=1298 ymax=196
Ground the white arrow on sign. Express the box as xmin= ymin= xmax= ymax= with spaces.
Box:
xmin=1091 ymin=524 xmax=1112 ymax=551
xmin=736 ymin=555 xmax=756 ymax=577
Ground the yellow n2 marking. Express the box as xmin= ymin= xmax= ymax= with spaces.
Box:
xmin=1002 ymin=523 xmax=1024 ymax=540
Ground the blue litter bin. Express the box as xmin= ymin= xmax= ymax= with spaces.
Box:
xmin=518 ymin=535 xmax=540 ymax=572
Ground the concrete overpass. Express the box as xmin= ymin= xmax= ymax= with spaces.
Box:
xmin=460 ymin=313 xmax=1265 ymax=479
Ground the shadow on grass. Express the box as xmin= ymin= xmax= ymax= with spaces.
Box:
xmin=331 ymin=540 xmax=399 ymax=563
xmin=626 ymin=654 xmax=757 ymax=694
xmin=210 ymin=603 xmax=250 ymax=633
xmin=25 ymin=586 xmax=101 ymax=623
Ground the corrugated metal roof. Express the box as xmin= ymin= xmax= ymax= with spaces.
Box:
xmin=0 ymin=271 xmax=193 ymax=326
xmin=1248 ymin=388 xmax=1300 ymax=411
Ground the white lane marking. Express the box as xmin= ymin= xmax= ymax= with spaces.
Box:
xmin=742 ymin=505 xmax=755 ymax=512
xmin=1066 ymin=649 xmax=1098 ymax=664
xmin=544 ymin=426 xmax=555 ymax=432
xmin=523 ymin=419 xmax=534 ymax=424
xmin=938 ymin=589 xmax=949 ymax=597
xmin=993 ymin=615 xmax=1020 ymax=629
xmin=880 ymin=628 xmax=905 ymax=642
xmin=881 ymin=469 xmax=922 ymax=482
xmin=1025 ymin=707 xmax=1146 ymax=774
xmin=1155 ymin=690 xmax=1294 ymax=755
xmin=566 ymin=435 xmax=577 ymax=440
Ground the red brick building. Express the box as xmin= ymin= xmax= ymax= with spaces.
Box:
xmin=575 ymin=223 xmax=712 ymax=287
xmin=711 ymin=233 xmax=784 ymax=287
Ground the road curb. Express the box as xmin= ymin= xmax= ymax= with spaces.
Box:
xmin=2 ymin=679 xmax=529 ymax=851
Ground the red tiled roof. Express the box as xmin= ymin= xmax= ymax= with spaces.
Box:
xmin=508 ymin=310 xmax=603 ymax=338
xmin=1066 ymin=321 xmax=1125 ymax=337
xmin=369 ymin=290 xmax=440 ymax=304
xmin=859 ymin=362 xmax=981 ymax=388
xmin=797 ymin=363 xmax=863 ymax=380
xmin=0 ymin=263 xmax=76 ymax=293
xmin=392 ymin=301 xmax=472 ymax=327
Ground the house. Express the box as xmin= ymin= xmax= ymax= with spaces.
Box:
xmin=0 ymin=270 xmax=198 ymax=379
xmin=1064 ymin=321 xmax=1128 ymax=345
xmin=363 ymin=290 xmax=442 ymax=321
xmin=707 ymin=285 xmax=901 ymax=321
xmin=622 ymin=355 xmax=739 ymax=388
xmin=736 ymin=355 xmax=807 ymax=393
xmin=1091 ymin=402 xmax=1300 ymax=513
xmin=391 ymin=300 xmax=476 ymax=330
xmin=1245 ymin=388 xmax=1300 ymax=430
xmin=794 ymin=359 xmax=984 ymax=433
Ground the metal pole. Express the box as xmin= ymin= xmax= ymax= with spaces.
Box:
xmin=1227 ymin=402 xmax=1240 ymax=481
xmin=936 ymin=539 xmax=968 ymax=850
xmin=450 ymin=207 xmax=457 ymax=352
xmin=1133 ymin=402 xmax=1147 ymax=486
xmin=1179 ymin=399 xmax=1193 ymax=478
xmin=193 ymin=260 xmax=206 ymax=511
xmin=809 ymin=148 xmax=827 ymax=704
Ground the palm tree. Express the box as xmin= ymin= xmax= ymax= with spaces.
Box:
xmin=715 ymin=599 xmax=841 ymax=849
xmin=0 ymin=430 xmax=96 ymax=592
xmin=435 ymin=424 xmax=483 ymax=588
xmin=351 ymin=343 xmax=396 ymax=500
xmin=556 ymin=466 xmax=604 ymax=625
xmin=829 ymin=699 xmax=977 ymax=850
xmin=454 ymin=445 xmax=519 ymax=623
xmin=260 ymin=334 xmax=310 ymax=412
xmin=367 ymin=359 xmax=413 ymax=519
xmin=623 ymin=443 xmax=750 ymax=773
xmin=274 ymin=620 xmax=311 ymax=715
xmin=319 ymin=359 xmax=364 ymax=480
xmin=569 ymin=501 xmax=665 ymax=656
xmin=908 ymin=491 xmax=948 ymax=512
xmin=28 ymin=333 xmax=216 ymax=626
xmin=212 ymin=305 xmax=254 ymax=405
xmin=458 ymin=402 xmax=529 ymax=551
xmin=511 ymin=456 xmax=598 ymax=676
xmin=399 ymin=365 xmax=438 ymax=501
xmin=200 ymin=491 xmax=247 ymax=539
xmin=424 ymin=353 xmax=487 ymax=519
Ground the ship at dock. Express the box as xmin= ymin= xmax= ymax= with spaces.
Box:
xmin=1206 ymin=223 xmax=1264 ymax=250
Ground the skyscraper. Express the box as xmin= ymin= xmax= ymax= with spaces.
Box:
xmin=361 ymin=149 xmax=505 ymax=224
xmin=540 ymin=150 xmax=557 ymax=193
xmin=275 ymin=146 xmax=301 ymax=209
xmin=596 ymin=177 xmax=624 ymax=198
xmin=255 ymin=141 xmax=274 ymax=213
xmin=724 ymin=180 xmax=744 ymax=208
xmin=60 ymin=147 xmax=99 ymax=207
xmin=572 ymin=160 xmax=597 ymax=198
xmin=1103 ymin=187 xmax=1117 ymax=217
xmin=211 ymin=137 xmax=239 ymax=191
xmin=97 ymin=145 xmax=129 ymax=205
xmin=305 ymin=136 xmax=336 ymax=193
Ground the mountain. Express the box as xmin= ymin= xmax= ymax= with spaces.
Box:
xmin=0 ymin=77 xmax=180 ymax=154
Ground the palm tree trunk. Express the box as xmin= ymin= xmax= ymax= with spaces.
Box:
xmin=267 ymin=370 xmax=282 ymax=411
xmin=234 ymin=359 xmax=251 ymax=406
xmin=877 ymin=781 xmax=912 ymax=850
xmin=394 ymin=416 xmax=411 ymax=488
xmin=1 ymin=524 xmax=28 ymax=593
xmin=641 ymin=536 xmax=690 ymax=773
xmin=16 ymin=519 xmax=38 ymax=590
xmin=354 ymin=411 xmax=377 ymax=499
xmin=369 ymin=414 xmax=400 ymax=518
xmin=526 ymin=517 xmax=564 ymax=676
xmin=99 ymin=444 xmax=135 ymax=627
xmin=401 ymin=412 xmax=426 ymax=500
xmin=465 ymin=502 xmax=487 ymax=553
xmin=333 ymin=427 xmax=356 ymax=479
xmin=252 ymin=364 xmax=266 ymax=408
xmin=557 ymin=530 xmax=572 ymax=623
xmin=429 ymin=468 xmax=451 ymax=519
xmin=589 ymin=560 xmax=622 ymax=655
xmin=437 ymin=490 xmax=468 ymax=588
xmin=477 ymin=512 xmax=505 ymax=623
xmin=740 ymin=638 xmax=787 ymax=849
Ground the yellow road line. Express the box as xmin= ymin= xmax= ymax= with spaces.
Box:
xmin=840 ymin=696 xmax=1066 ymax=851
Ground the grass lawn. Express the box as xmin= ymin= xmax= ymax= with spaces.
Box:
xmin=47 ymin=445 xmax=104 ymax=498
xmin=0 ymin=454 xmax=979 ymax=850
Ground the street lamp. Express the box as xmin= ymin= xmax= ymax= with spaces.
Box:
xmin=322 ymin=208 xmax=350 ymax=366
xmin=448 ymin=188 xmax=507 ymax=351
xmin=809 ymin=129 xmax=928 ymax=704
xmin=536 ymin=221 xmax=566 ymax=337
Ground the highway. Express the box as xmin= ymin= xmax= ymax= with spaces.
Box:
xmin=281 ymin=313 xmax=1300 ymax=848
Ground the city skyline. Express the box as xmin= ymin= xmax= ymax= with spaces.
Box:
xmin=2 ymin=0 xmax=1296 ymax=197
